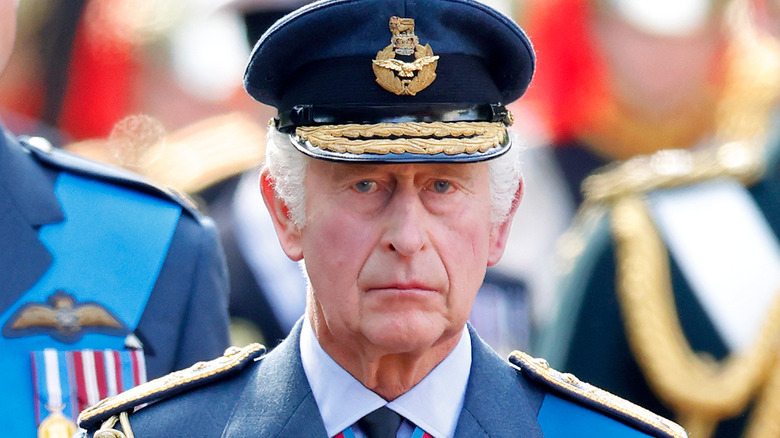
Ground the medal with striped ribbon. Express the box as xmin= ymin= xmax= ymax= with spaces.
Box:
xmin=32 ymin=348 xmax=146 ymax=437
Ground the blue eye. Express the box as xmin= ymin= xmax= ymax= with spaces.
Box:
xmin=432 ymin=180 xmax=451 ymax=193
xmin=355 ymin=180 xmax=376 ymax=193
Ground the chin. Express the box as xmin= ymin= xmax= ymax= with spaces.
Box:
xmin=362 ymin=313 xmax=453 ymax=354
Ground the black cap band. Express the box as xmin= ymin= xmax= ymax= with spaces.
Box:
xmin=276 ymin=103 xmax=511 ymax=131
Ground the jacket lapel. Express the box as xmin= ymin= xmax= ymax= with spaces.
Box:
xmin=224 ymin=321 xmax=328 ymax=437
xmin=455 ymin=325 xmax=545 ymax=438
xmin=0 ymin=130 xmax=63 ymax=315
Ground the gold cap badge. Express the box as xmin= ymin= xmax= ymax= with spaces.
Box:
xmin=372 ymin=17 xmax=439 ymax=95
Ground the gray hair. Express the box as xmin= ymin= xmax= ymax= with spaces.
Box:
xmin=263 ymin=126 xmax=523 ymax=228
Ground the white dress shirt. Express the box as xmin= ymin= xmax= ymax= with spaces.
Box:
xmin=300 ymin=316 xmax=472 ymax=438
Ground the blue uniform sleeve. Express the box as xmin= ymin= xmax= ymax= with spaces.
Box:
xmin=173 ymin=216 xmax=231 ymax=370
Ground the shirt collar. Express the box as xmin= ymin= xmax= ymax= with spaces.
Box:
xmin=301 ymin=316 xmax=471 ymax=438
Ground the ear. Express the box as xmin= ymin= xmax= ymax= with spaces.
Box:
xmin=487 ymin=179 xmax=523 ymax=266
xmin=260 ymin=168 xmax=304 ymax=261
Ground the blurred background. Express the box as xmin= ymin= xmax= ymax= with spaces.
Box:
xmin=3 ymin=1 xmax=780 ymax=436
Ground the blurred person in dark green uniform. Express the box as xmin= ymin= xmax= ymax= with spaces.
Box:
xmin=525 ymin=1 xmax=780 ymax=436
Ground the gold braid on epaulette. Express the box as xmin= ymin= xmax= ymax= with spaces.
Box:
xmin=78 ymin=343 xmax=265 ymax=435
xmin=509 ymin=351 xmax=688 ymax=438
xmin=581 ymin=139 xmax=764 ymax=205
xmin=295 ymin=121 xmax=507 ymax=155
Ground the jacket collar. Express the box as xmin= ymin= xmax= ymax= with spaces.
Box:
xmin=0 ymin=127 xmax=63 ymax=315
xmin=0 ymin=127 xmax=64 ymax=226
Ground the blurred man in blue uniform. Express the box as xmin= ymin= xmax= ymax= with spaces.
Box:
xmin=0 ymin=1 xmax=231 ymax=436
xmin=78 ymin=1 xmax=686 ymax=437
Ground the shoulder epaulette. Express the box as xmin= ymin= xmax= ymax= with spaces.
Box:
xmin=77 ymin=343 xmax=265 ymax=430
xmin=20 ymin=136 xmax=202 ymax=218
xmin=508 ymin=350 xmax=687 ymax=438
xmin=582 ymin=140 xmax=765 ymax=204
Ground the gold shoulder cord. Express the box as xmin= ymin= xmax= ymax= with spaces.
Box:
xmin=589 ymin=4 xmax=780 ymax=436
xmin=94 ymin=412 xmax=134 ymax=438
xmin=610 ymin=195 xmax=780 ymax=437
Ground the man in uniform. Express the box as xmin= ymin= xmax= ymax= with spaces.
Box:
xmin=529 ymin=1 xmax=780 ymax=436
xmin=0 ymin=1 xmax=231 ymax=436
xmin=77 ymin=1 xmax=687 ymax=436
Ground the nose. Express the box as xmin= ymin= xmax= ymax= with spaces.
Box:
xmin=382 ymin=186 xmax=427 ymax=257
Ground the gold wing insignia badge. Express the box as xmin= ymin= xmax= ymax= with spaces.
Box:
xmin=372 ymin=16 xmax=439 ymax=96
xmin=2 ymin=290 xmax=129 ymax=343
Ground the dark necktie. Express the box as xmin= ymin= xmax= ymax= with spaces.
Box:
xmin=357 ymin=407 xmax=402 ymax=438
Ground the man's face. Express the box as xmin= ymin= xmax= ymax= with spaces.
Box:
xmin=278 ymin=159 xmax=511 ymax=355
xmin=591 ymin=5 xmax=725 ymax=118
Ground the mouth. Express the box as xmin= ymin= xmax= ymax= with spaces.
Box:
xmin=367 ymin=282 xmax=439 ymax=294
